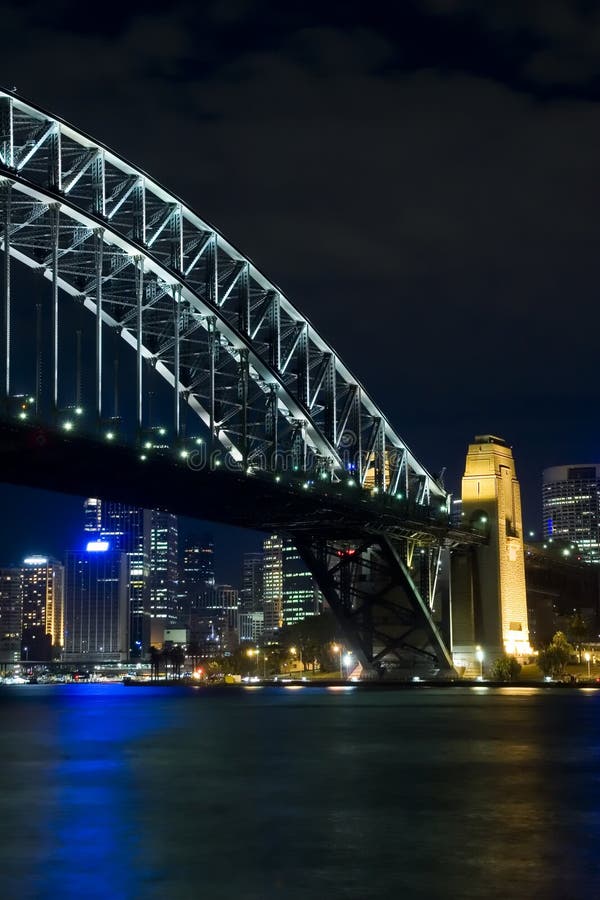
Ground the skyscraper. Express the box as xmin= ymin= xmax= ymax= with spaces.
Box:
xmin=20 ymin=556 xmax=64 ymax=661
xmin=542 ymin=465 xmax=600 ymax=563
xmin=64 ymin=541 xmax=129 ymax=662
xmin=179 ymin=533 xmax=215 ymax=619
xmin=261 ymin=535 xmax=322 ymax=633
xmin=282 ymin=539 xmax=321 ymax=626
xmin=240 ymin=552 xmax=263 ymax=612
xmin=0 ymin=568 xmax=23 ymax=664
xmin=262 ymin=534 xmax=283 ymax=635
xmin=148 ymin=510 xmax=179 ymax=642
xmin=84 ymin=499 xmax=151 ymax=655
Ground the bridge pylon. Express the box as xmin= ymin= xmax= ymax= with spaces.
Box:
xmin=451 ymin=435 xmax=532 ymax=676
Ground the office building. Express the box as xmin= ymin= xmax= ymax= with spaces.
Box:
xmin=262 ymin=535 xmax=322 ymax=633
xmin=21 ymin=556 xmax=64 ymax=661
xmin=0 ymin=568 xmax=23 ymax=664
xmin=240 ymin=552 xmax=263 ymax=612
xmin=179 ymin=533 xmax=215 ymax=619
xmin=262 ymin=534 xmax=283 ymax=635
xmin=543 ymin=465 xmax=600 ymax=563
xmin=239 ymin=611 xmax=264 ymax=644
xmin=148 ymin=510 xmax=179 ymax=643
xmin=282 ymin=540 xmax=321 ymax=626
xmin=64 ymin=541 xmax=129 ymax=662
xmin=84 ymin=499 xmax=151 ymax=654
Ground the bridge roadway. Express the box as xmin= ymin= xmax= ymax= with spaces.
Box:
xmin=0 ymin=420 xmax=484 ymax=547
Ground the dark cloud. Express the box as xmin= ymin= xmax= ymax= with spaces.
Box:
xmin=1 ymin=1 xmax=600 ymax=568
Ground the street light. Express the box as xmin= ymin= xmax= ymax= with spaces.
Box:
xmin=246 ymin=647 xmax=259 ymax=677
xmin=475 ymin=646 xmax=484 ymax=679
xmin=332 ymin=643 xmax=343 ymax=679
xmin=584 ymin=651 xmax=591 ymax=678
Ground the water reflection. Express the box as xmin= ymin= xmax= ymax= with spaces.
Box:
xmin=0 ymin=685 xmax=599 ymax=899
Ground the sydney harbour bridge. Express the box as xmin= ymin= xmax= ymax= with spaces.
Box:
xmin=0 ymin=90 xmax=485 ymax=678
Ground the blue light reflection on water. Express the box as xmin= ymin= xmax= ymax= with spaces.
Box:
xmin=1 ymin=684 xmax=600 ymax=899
xmin=0 ymin=684 xmax=180 ymax=900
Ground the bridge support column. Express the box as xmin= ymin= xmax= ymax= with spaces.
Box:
xmin=451 ymin=435 xmax=532 ymax=675
xmin=294 ymin=533 xmax=455 ymax=679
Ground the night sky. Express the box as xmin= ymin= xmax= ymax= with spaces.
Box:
xmin=2 ymin=1 xmax=600 ymax=581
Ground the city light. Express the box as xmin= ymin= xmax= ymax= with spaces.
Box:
xmin=475 ymin=646 xmax=484 ymax=679
xmin=63 ymin=421 xmax=73 ymax=431
xmin=23 ymin=556 xmax=48 ymax=566
xmin=86 ymin=541 xmax=110 ymax=552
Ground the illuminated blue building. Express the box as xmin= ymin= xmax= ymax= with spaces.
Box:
xmin=64 ymin=541 xmax=129 ymax=662
xmin=84 ymin=499 xmax=151 ymax=655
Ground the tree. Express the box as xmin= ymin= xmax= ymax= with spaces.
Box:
xmin=566 ymin=612 xmax=588 ymax=658
xmin=161 ymin=647 xmax=173 ymax=680
xmin=491 ymin=655 xmax=522 ymax=682
xmin=278 ymin=614 xmax=340 ymax=672
xmin=149 ymin=645 xmax=161 ymax=681
xmin=537 ymin=631 xmax=574 ymax=678
xmin=171 ymin=646 xmax=185 ymax=678
xmin=187 ymin=640 xmax=201 ymax=669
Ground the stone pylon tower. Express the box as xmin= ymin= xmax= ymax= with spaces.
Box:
xmin=451 ymin=435 xmax=531 ymax=675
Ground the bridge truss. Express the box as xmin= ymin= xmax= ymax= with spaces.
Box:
xmin=0 ymin=89 xmax=472 ymax=676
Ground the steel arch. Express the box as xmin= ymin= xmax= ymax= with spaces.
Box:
xmin=0 ymin=89 xmax=444 ymax=503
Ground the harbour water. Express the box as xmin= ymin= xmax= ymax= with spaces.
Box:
xmin=0 ymin=683 xmax=598 ymax=899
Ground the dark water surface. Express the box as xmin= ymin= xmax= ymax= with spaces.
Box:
xmin=0 ymin=684 xmax=598 ymax=900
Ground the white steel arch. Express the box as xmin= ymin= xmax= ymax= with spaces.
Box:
xmin=0 ymin=89 xmax=445 ymax=502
